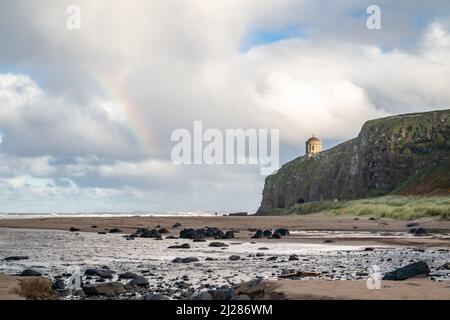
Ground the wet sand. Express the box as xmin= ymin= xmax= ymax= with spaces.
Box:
xmin=0 ymin=214 xmax=449 ymax=247
xmin=1 ymin=214 xmax=449 ymax=300
xmin=236 ymin=278 xmax=450 ymax=300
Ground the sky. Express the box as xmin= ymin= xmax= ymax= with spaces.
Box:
xmin=0 ymin=0 xmax=449 ymax=213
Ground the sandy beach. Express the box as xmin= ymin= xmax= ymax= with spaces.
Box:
xmin=0 ymin=214 xmax=449 ymax=247
xmin=1 ymin=214 xmax=449 ymax=300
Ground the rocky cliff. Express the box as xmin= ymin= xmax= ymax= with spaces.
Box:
xmin=257 ymin=109 xmax=450 ymax=215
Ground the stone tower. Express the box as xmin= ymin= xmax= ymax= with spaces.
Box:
xmin=305 ymin=135 xmax=322 ymax=156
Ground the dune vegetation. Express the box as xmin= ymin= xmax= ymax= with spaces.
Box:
xmin=274 ymin=196 xmax=450 ymax=220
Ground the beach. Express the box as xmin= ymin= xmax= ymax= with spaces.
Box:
xmin=0 ymin=214 xmax=449 ymax=300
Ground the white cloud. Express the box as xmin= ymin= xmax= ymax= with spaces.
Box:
xmin=0 ymin=2 xmax=450 ymax=212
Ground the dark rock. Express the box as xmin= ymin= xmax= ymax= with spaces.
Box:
xmin=274 ymin=228 xmax=290 ymax=236
xmin=262 ymin=230 xmax=272 ymax=238
xmin=52 ymin=279 xmax=65 ymax=290
xmin=172 ymin=223 xmax=182 ymax=228
xmin=109 ymin=228 xmax=122 ymax=233
xmin=168 ymin=243 xmax=191 ymax=249
xmin=180 ymin=228 xmax=206 ymax=240
xmin=136 ymin=228 xmax=149 ymax=234
xmin=251 ymin=230 xmax=264 ymax=239
xmin=118 ymin=272 xmax=139 ymax=280
xmin=323 ymin=239 xmax=335 ymax=243
xmin=407 ymin=222 xmax=419 ymax=227
xmin=140 ymin=229 xmax=161 ymax=239
xmin=20 ymin=269 xmax=42 ymax=277
xmin=172 ymin=257 xmax=199 ymax=263
xmin=98 ymin=232 xmax=107 ymax=234
xmin=127 ymin=276 xmax=149 ymax=287
xmin=409 ymin=227 xmax=427 ymax=236
xmin=229 ymin=255 xmax=241 ymax=261
xmin=209 ymin=242 xmax=228 ymax=247
xmin=383 ymin=261 xmax=431 ymax=280
xmin=225 ymin=231 xmax=235 ymax=239
xmin=158 ymin=228 xmax=170 ymax=234
xmin=206 ymin=227 xmax=225 ymax=239
xmin=83 ymin=282 xmax=127 ymax=296
xmin=69 ymin=227 xmax=80 ymax=232
xmin=258 ymin=247 xmax=269 ymax=250
xmin=84 ymin=268 xmax=115 ymax=279
xmin=193 ymin=238 xmax=206 ymax=242
xmin=271 ymin=231 xmax=282 ymax=239
xmin=91 ymin=225 xmax=98 ymax=228
xmin=289 ymin=255 xmax=299 ymax=261
xmin=4 ymin=256 xmax=29 ymax=261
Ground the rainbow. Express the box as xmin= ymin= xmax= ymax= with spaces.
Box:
xmin=95 ymin=74 xmax=153 ymax=155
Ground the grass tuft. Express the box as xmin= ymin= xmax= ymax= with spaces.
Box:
xmin=279 ymin=195 xmax=450 ymax=220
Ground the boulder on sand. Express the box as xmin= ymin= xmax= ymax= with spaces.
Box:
xmin=52 ymin=279 xmax=65 ymax=290
xmin=263 ymin=230 xmax=272 ymax=238
xmin=289 ymin=255 xmax=299 ymax=261
xmin=209 ymin=242 xmax=228 ymax=247
xmin=180 ymin=228 xmax=206 ymax=240
xmin=83 ymin=282 xmax=127 ymax=297
xmin=251 ymin=230 xmax=264 ymax=239
xmin=225 ymin=231 xmax=235 ymax=239
xmin=383 ymin=261 xmax=431 ymax=280
xmin=127 ymin=276 xmax=149 ymax=288
xmin=118 ymin=272 xmax=139 ymax=280
xmin=140 ymin=229 xmax=162 ymax=239
xmin=168 ymin=243 xmax=191 ymax=249
xmin=274 ymin=228 xmax=290 ymax=236
xmin=409 ymin=227 xmax=427 ymax=236
xmin=172 ymin=257 xmax=199 ymax=263
xmin=84 ymin=268 xmax=115 ymax=279
xmin=20 ymin=269 xmax=42 ymax=277
xmin=4 ymin=256 xmax=29 ymax=261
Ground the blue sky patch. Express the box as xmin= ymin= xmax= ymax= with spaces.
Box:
xmin=240 ymin=25 xmax=308 ymax=52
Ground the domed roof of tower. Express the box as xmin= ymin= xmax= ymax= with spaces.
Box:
xmin=306 ymin=135 xmax=320 ymax=143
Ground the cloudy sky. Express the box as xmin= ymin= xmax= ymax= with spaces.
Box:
xmin=0 ymin=0 xmax=449 ymax=213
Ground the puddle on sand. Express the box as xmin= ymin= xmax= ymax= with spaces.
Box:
xmin=0 ymin=227 xmax=449 ymax=298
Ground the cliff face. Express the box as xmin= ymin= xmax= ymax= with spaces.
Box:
xmin=257 ymin=109 xmax=450 ymax=215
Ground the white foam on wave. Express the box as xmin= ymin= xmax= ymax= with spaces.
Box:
xmin=0 ymin=211 xmax=227 ymax=219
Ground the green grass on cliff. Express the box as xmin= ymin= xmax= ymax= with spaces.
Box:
xmin=277 ymin=196 xmax=450 ymax=220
